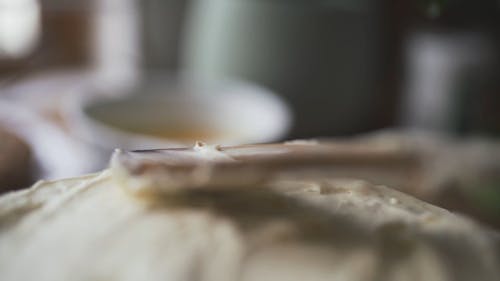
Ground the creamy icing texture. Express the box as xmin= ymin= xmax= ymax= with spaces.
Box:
xmin=0 ymin=142 xmax=499 ymax=281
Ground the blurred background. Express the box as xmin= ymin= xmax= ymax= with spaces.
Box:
xmin=0 ymin=1 xmax=499 ymax=225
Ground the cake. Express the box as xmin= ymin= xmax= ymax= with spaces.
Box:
xmin=0 ymin=142 xmax=498 ymax=281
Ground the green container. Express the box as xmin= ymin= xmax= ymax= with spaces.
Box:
xmin=182 ymin=0 xmax=380 ymax=137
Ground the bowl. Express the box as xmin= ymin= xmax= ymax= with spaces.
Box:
xmin=66 ymin=77 xmax=291 ymax=163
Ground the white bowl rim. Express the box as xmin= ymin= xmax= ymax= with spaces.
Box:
xmin=65 ymin=76 xmax=292 ymax=150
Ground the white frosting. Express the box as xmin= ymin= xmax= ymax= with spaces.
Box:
xmin=0 ymin=143 xmax=499 ymax=281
